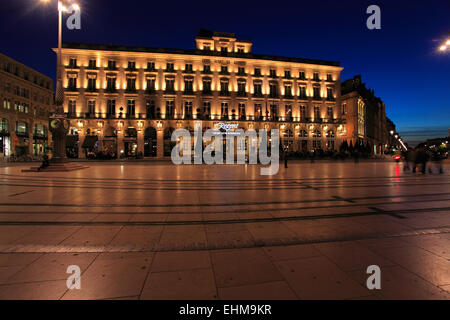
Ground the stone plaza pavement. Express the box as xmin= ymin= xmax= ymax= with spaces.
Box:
xmin=0 ymin=160 xmax=449 ymax=300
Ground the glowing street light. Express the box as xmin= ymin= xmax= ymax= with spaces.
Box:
xmin=38 ymin=0 xmax=80 ymax=164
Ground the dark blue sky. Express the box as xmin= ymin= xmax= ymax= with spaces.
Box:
xmin=1 ymin=0 xmax=449 ymax=145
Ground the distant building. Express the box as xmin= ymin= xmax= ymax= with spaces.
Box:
xmin=341 ymin=75 xmax=393 ymax=154
xmin=0 ymin=53 xmax=54 ymax=158
xmin=57 ymin=29 xmax=345 ymax=159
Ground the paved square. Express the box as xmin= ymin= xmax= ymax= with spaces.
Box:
xmin=0 ymin=160 xmax=449 ymax=299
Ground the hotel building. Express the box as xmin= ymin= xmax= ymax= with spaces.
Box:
xmin=0 ymin=53 xmax=53 ymax=159
xmin=59 ymin=29 xmax=345 ymax=158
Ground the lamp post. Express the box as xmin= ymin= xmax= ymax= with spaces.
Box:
xmin=42 ymin=0 xmax=79 ymax=164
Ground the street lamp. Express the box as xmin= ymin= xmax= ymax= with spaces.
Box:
xmin=40 ymin=0 xmax=80 ymax=165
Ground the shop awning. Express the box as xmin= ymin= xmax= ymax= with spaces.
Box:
xmin=82 ymin=135 xmax=98 ymax=148
xmin=66 ymin=135 xmax=78 ymax=148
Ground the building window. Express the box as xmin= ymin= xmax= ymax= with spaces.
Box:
xmin=220 ymin=65 xmax=228 ymax=74
xmin=238 ymin=81 xmax=246 ymax=95
xmin=147 ymin=61 xmax=155 ymax=71
xmin=327 ymin=106 xmax=333 ymax=120
xmin=185 ymin=64 xmax=193 ymax=72
xmin=237 ymin=67 xmax=246 ymax=75
xmin=284 ymin=70 xmax=291 ymax=78
xmin=68 ymin=100 xmax=76 ymax=116
xmin=88 ymin=59 xmax=97 ymax=69
xmin=221 ymin=102 xmax=229 ymax=119
xmin=184 ymin=79 xmax=193 ymax=94
xmin=126 ymin=78 xmax=136 ymax=92
xmin=221 ymin=47 xmax=228 ymax=53
xmin=165 ymin=100 xmax=174 ymax=119
xmin=106 ymin=77 xmax=116 ymax=92
xmin=284 ymin=84 xmax=292 ymax=98
xmin=127 ymin=99 xmax=136 ymax=117
xmin=128 ymin=61 xmax=136 ymax=70
xmin=269 ymin=69 xmax=277 ymax=78
xmin=202 ymin=79 xmax=211 ymax=93
xmin=146 ymin=100 xmax=155 ymax=119
xmin=327 ymin=88 xmax=334 ymax=100
xmin=313 ymin=130 xmax=322 ymax=138
xmin=146 ymin=78 xmax=155 ymax=92
xmin=166 ymin=63 xmax=174 ymax=72
xmin=165 ymin=79 xmax=175 ymax=93
xmin=285 ymin=105 xmax=292 ymax=120
xmin=299 ymin=130 xmax=308 ymax=138
xmin=313 ymin=72 xmax=319 ymax=81
xmin=237 ymin=48 xmax=244 ymax=53
xmin=220 ymin=80 xmax=229 ymax=95
xmin=69 ymin=58 xmax=77 ymax=68
xmin=342 ymin=103 xmax=347 ymax=115
xmin=68 ymin=77 xmax=77 ymax=90
xmin=203 ymin=102 xmax=211 ymax=118
xmin=107 ymin=99 xmax=116 ymax=116
xmin=203 ymin=45 xmax=211 ymax=51
xmin=313 ymin=87 xmax=321 ymax=100
xmin=269 ymin=83 xmax=278 ymax=98
xmin=238 ymin=103 xmax=246 ymax=120
xmin=203 ymin=65 xmax=211 ymax=73
xmin=327 ymin=73 xmax=333 ymax=81
xmin=87 ymin=78 xmax=97 ymax=91
xmin=299 ymin=71 xmax=306 ymax=80
xmin=254 ymin=104 xmax=262 ymax=120
xmin=254 ymin=68 xmax=261 ymax=77
xmin=270 ymin=104 xmax=278 ymax=120
xmin=300 ymin=105 xmax=307 ymax=121
xmin=107 ymin=60 xmax=117 ymax=70
xmin=314 ymin=106 xmax=321 ymax=121
xmin=253 ymin=83 xmax=262 ymax=96
xmin=88 ymin=100 xmax=96 ymax=116
xmin=184 ymin=101 xmax=193 ymax=119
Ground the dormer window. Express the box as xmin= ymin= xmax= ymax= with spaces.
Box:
xmin=203 ymin=44 xmax=211 ymax=51
xmin=221 ymin=47 xmax=228 ymax=53
xmin=237 ymin=48 xmax=244 ymax=53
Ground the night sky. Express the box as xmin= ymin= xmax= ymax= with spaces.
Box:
xmin=1 ymin=0 xmax=449 ymax=145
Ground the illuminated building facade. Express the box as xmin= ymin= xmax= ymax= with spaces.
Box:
xmin=0 ymin=53 xmax=53 ymax=159
xmin=59 ymin=29 xmax=345 ymax=159
xmin=341 ymin=75 xmax=391 ymax=154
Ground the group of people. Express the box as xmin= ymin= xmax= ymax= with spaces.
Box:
xmin=402 ymin=147 xmax=444 ymax=174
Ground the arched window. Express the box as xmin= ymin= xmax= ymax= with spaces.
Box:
xmin=283 ymin=129 xmax=293 ymax=138
xmin=313 ymin=129 xmax=322 ymax=138
xmin=299 ymin=129 xmax=308 ymax=138
xmin=326 ymin=130 xmax=335 ymax=138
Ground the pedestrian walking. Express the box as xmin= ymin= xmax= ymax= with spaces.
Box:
xmin=284 ymin=147 xmax=288 ymax=169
